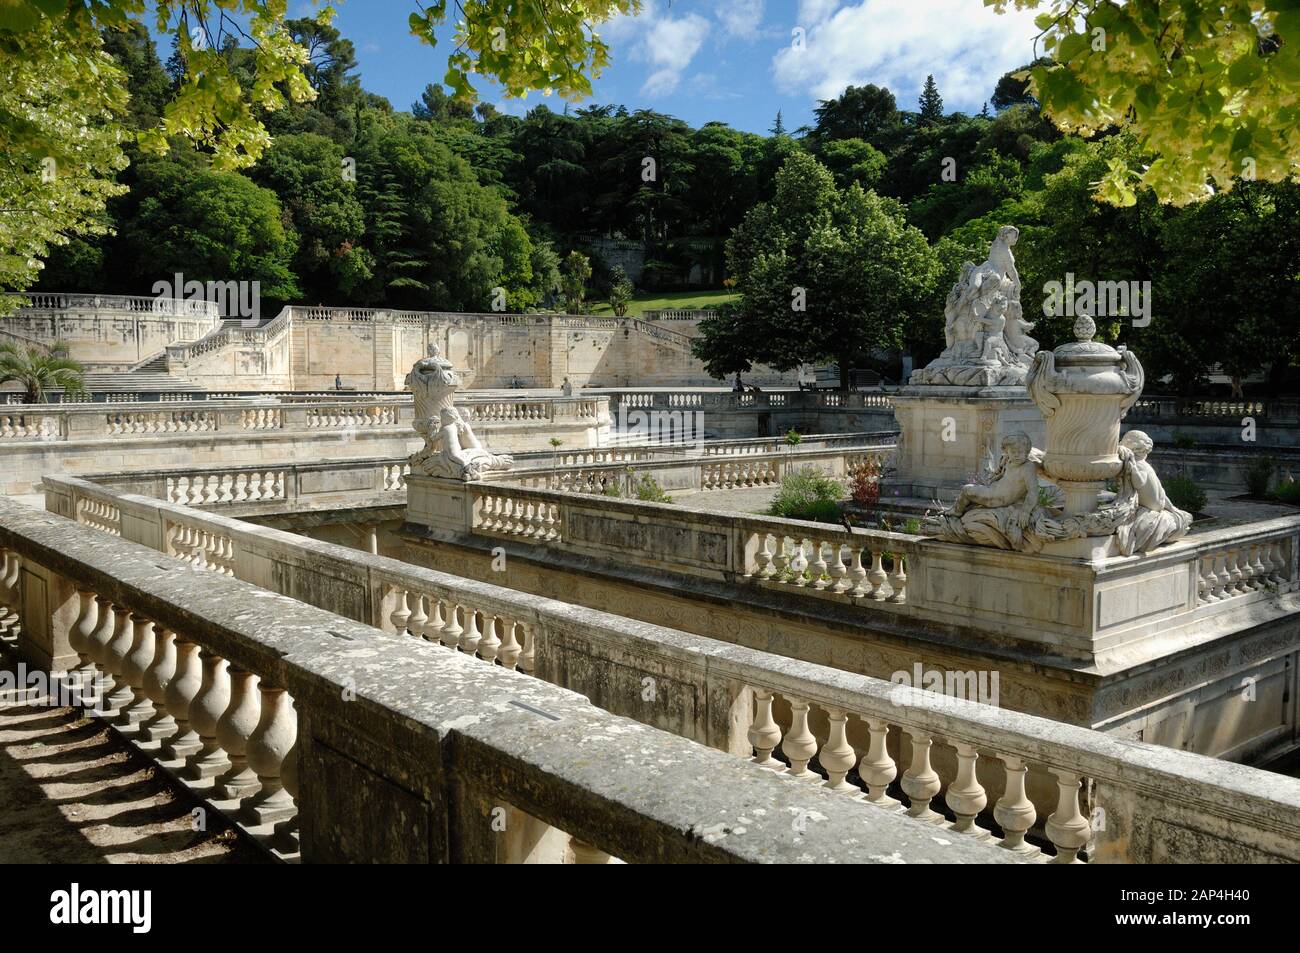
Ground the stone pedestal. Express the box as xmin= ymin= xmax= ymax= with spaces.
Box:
xmin=889 ymin=386 xmax=1044 ymax=499
xmin=404 ymin=474 xmax=475 ymax=536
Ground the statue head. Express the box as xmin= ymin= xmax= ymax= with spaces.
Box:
xmin=1121 ymin=430 xmax=1153 ymax=460
xmin=997 ymin=225 xmax=1019 ymax=247
xmin=1002 ymin=431 xmax=1032 ymax=464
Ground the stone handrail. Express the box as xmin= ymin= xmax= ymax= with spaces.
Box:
xmin=4 ymin=292 xmax=221 ymax=318
xmin=7 ymin=489 xmax=1015 ymax=864
xmin=31 ymin=476 xmax=1300 ymax=862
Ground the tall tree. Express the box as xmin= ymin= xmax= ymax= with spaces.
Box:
xmin=721 ymin=153 xmax=940 ymax=383
xmin=917 ymin=74 xmax=944 ymax=126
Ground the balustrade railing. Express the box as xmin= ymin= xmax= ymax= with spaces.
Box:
xmin=4 ymin=492 xmax=1018 ymax=864
xmin=19 ymin=478 xmax=1300 ymax=863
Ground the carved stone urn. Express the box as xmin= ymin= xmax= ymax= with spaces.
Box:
xmin=1026 ymin=316 xmax=1144 ymax=515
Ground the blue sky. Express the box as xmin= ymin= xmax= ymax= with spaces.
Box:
xmin=300 ymin=0 xmax=1046 ymax=133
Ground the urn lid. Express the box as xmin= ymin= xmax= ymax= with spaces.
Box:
xmin=1052 ymin=315 xmax=1123 ymax=367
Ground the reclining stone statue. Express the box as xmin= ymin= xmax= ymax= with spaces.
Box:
xmin=406 ymin=344 xmax=513 ymax=480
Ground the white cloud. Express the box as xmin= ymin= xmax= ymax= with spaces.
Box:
xmin=717 ymin=0 xmax=765 ymax=40
xmin=630 ymin=5 xmax=711 ymax=97
xmin=773 ymin=0 xmax=1041 ymax=113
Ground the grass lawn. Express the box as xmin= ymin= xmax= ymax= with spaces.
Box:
xmin=587 ymin=289 xmax=738 ymax=316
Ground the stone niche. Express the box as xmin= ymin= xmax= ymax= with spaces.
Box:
xmin=889 ymin=386 xmax=1044 ymax=499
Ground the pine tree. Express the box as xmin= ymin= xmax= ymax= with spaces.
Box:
xmin=918 ymin=74 xmax=943 ymax=126
xmin=980 ymin=101 xmax=990 ymax=119
xmin=771 ymin=110 xmax=786 ymax=136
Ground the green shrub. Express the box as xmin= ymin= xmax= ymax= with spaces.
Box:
xmin=768 ymin=467 xmax=844 ymax=522
xmin=1274 ymin=478 xmax=1300 ymax=506
xmin=601 ymin=483 xmax=622 ymax=498
xmin=1172 ymin=433 xmax=1196 ymax=449
xmin=633 ymin=474 xmax=673 ymax=504
xmin=1244 ymin=456 xmax=1275 ymax=497
xmin=1164 ymin=475 xmax=1207 ymax=514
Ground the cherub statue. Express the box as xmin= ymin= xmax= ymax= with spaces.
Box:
xmin=977 ymin=293 xmax=1012 ymax=363
xmin=1112 ymin=430 xmax=1192 ymax=554
xmin=924 ymin=432 xmax=1049 ymax=551
xmin=1002 ymin=299 xmax=1039 ymax=366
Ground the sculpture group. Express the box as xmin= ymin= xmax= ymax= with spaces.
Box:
xmin=924 ymin=428 xmax=1192 ymax=555
xmin=910 ymin=226 xmax=1040 ymax=387
xmin=406 ymin=344 xmax=513 ymax=481
xmin=919 ymin=231 xmax=1191 ymax=556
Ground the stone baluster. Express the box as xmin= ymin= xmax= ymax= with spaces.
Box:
xmin=461 ymin=609 xmax=483 ymax=655
xmin=819 ymin=707 xmax=858 ymax=794
xmin=790 ymin=539 xmax=810 ymax=587
xmin=243 ymin=688 xmax=298 ymax=825
xmin=184 ymin=650 xmax=232 ymax=779
xmin=848 ymin=546 xmax=868 ymax=597
xmin=944 ymin=742 xmax=987 ymax=835
xmin=273 ymin=738 xmax=300 ymax=854
xmin=901 ymin=729 xmax=942 ymax=822
xmin=103 ymin=607 xmax=136 ymax=717
xmin=770 ymin=536 xmax=790 ymax=580
xmin=829 ymin=543 xmax=849 ymax=593
xmin=84 ymin=597 xmax=116 ymax=711
xmin=518 ymin=622 xmax=537 ymax=674
xmin=498 ymin=619 xmax=522 ymax=671
xmin=1045 ymin=769 xmax=1091 ymax=863
xmin=67 ymin=590 xmax=99 ymax=701
xmin=781 ymin=698 xmax=818 ymax=781
xmin=1248 ymin=544 xmax=1268 ymax=590
xmin=887 ymin=553 xmax=908 ymax=603
xmin=478 ymin=614 xmax=502 ymax=664
xmin=810 ymin=541 xmax=829 ymax=590
xmin=753 ymin=534 xmax=774 ymax=578
xmin=140 ymin=628 xmax=178 ymax=743
xmin=993 ymin=755 xmax=1038 ymax=854
xmin=440 ymin=603 xmax=464 ymax=649
xmin=407 ymin=594 xmax=429 ymax=640
xmin=1198 ymin=555 xmax=1216 ymax=603
xmin=215 ymin=667 xmax=262 ymax=801
xmin=747 ymin=688 xmax=784 ymax=770
xmin=424 ymin=597 xmax=445 ymax=643
xmin=867 ymin=550 xmax=888 ymax=600
xmin=389 ymin=588 xmax=411 ymax=636
xmin=858 ymin=718 xmax=898 ymax=806
xmin=162 ymin=640 xmax=204 ymax=760
xmin=119 ymin=615 xmax=158 ymax=727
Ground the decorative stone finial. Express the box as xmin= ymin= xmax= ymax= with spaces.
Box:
xmin=1073 ymin=315 xmax=1096 ymax=342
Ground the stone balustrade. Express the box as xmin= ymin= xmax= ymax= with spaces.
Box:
xmin=88 ymin=458 xmax=408 ymax=512
xmin=405 ymin=473 xmax=1300 ymax=665
xmin=4 ymin=292 xmax=221 ymax=317
xmin=21 ymin=478 xmax=1300 ymax=862
xmin=0 ymin=398 xmax=412 ymax=444
xmin=1 ymin=495 xmax=1017 ymax=864
xmin=0 ymin=394 xmax=608 ymax=497
xmin=505 ymin=443 xmax=895 ymax=500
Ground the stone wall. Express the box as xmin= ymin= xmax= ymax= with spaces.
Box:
xmin=3 ymin=294 xmax=221 ymax=370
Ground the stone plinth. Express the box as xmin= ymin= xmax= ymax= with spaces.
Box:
xmin=889 ymin=386 xmax=1044 ymax=499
